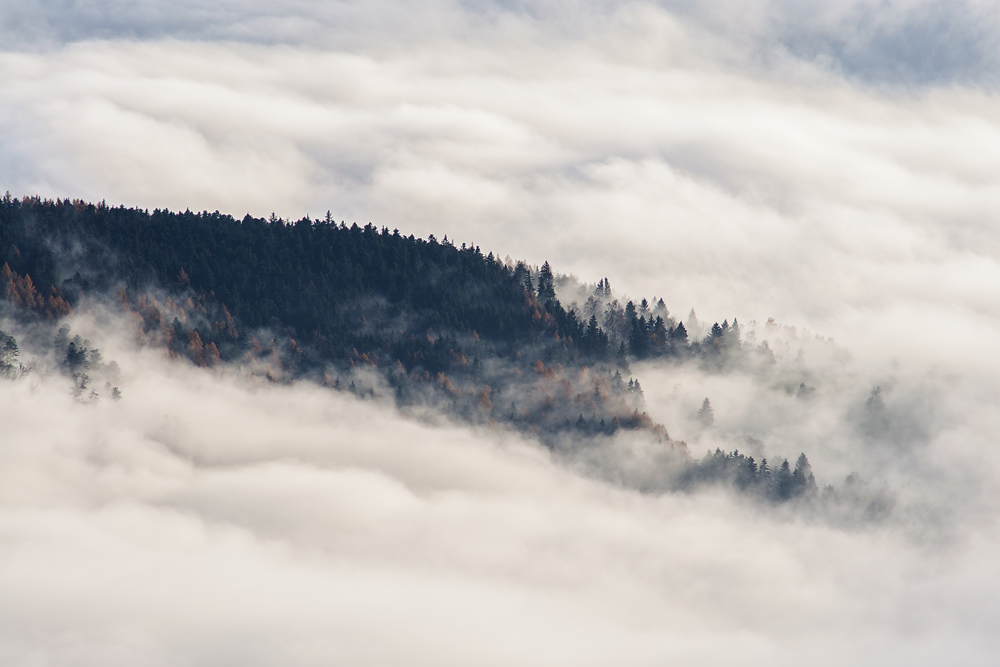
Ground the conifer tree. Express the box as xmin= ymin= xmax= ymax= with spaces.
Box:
xmin=0 ymin=329 xmax=21 ymax=378
xmin=537 ymin=261 xmax=555 ymax=301
xmin=697 ymin=397 xmax=714 ymax=427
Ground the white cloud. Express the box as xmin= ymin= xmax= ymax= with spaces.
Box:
xmin=3 ymin=15 xmax=1000 ymax=362
xmin=2 ymin=325 xmax=1000 ymax=665
xmin=3 ymin=1 xmax=1000 ymax=662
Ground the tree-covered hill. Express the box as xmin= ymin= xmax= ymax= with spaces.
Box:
xmin=0 ymin=194 xmax=773 ymax=375
xmin=0 ymin=194 xmax=889 ymax=515
xmin=0 ymin=195 xmax=569 ymax=359
xmin=0 ymin=194 xmax=643 ymax=440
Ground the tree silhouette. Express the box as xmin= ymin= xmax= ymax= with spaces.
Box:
xmin=697 ymin=397 xmax=714 ymax=427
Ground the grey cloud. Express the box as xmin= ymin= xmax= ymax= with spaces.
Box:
xmin=7 ymin=0 xmax=1000 ymax=86
xmin=0 ymin=0 xmax=475 ymax=50
xmin=655 ymin=0 xmax=1000 ymax=86
xmin=3 ymin=21 xmax=1000 ymax=363
xmin=771 ymin=0 xmax=1000 ymax=86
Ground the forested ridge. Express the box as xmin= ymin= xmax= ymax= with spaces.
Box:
xmin=1 ymin=195 xmax=548 ymax=357
xmin=0 ymin=194 xmax=892 ymax=513
xmin=0 ymin=194 xmax=766 ymax=373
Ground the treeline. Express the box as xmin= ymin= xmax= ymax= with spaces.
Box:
xmin=0 ymin=323 xmax=122 ymax=401
xmin=1 ymin=195 xmax=542 ymax=363
xmin=0 ymin=194 xmax=664 ymax=441
xmin=680 ymin=449 xmax=818 ymax=501
xmin=1 ymin=194 xmax=884 ymax=513
xmin=0 ymin=194 xmax=754 ymax=374
xmin=573 ymin=282 xmax=774 ymax=370
xmin=0 ymin=195 xmax=793 ymax=444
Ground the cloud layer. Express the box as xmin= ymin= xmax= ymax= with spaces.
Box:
xmin=3 ymin=1 xmax=1000 ymax=663
xmin=1 ymin=314 xmax=999 ymax=666
xmin=2 ymin=3 xmax=1000 ymax=364
xmin=5 ymin=0 xmax=1000 ymax=84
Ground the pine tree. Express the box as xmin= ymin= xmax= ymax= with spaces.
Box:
xmin=776 ymin=459 xmax=793 ymax=500
xmin=537 ymin=261 xmax=555 ymax=301
xmin=791 ymin=453 xmax=817 ymax=496
xmin=866 ymin=386 xmax=885 ymax=412
xmin=0 ymin=329 xmax=21 ymax=378
xmin=697 ymin=397 xmax=714 ymax=427
xmin=671 ymin=321 xmax=688 ymax=348
xmin=758 ymin=457 xmax=771 ymax=492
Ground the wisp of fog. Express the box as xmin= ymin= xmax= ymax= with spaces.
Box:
xmin=2 ymin=306 xmax=999 ymax=666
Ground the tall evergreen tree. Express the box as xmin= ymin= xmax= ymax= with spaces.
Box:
xmin=697 ymin=397 xmax=714 ymax=427
xmin=537 ymin=261 xmax=555 ymax=302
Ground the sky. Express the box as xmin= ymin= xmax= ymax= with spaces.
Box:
xmin=2 ymin=1 xmax=1000 ymax=664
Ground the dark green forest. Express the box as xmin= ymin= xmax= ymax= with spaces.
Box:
xmin=0 ymin=194 xmax=888 ymax=510
xmin=0 ymin=194 xmax=751 ymax=372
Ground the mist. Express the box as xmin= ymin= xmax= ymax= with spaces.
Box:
xmin=2 ymin=308 xmax=1000 ymax=666
xmin=3 ymin=0 xmax=1000 ymax=663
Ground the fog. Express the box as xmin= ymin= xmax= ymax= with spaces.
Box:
xmin=2 ymin=310 xmax=999 ymax=666
xmin=3 ymin=0 xmax=1000 ymax=663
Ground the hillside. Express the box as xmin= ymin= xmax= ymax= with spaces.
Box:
xmin=0 ymin=194 xmax=886 ymax=511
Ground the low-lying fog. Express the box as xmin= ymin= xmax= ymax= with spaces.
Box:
xmin=2 ymin=306 xmax=999 ymax=666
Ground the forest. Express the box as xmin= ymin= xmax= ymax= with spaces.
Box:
xmin=0 ymin=194 xmax=888 ymax=512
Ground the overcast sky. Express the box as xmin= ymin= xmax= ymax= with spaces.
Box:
xmin=3 ymin=1 xmax=1000 ymax=664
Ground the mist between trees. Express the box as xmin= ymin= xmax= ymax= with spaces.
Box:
xmin=1 ymin=194 xmax=902 ymax=522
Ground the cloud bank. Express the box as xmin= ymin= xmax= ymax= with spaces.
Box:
xmin=3 ymin=0 xmax=1000 ymax=663
xmin=1 ymin=312 xmax=999 ymax=666
xmin=2 ymin=2 xmax=1000 ymax=364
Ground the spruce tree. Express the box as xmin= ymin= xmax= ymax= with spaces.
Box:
xmin=537 ymin=261 xmax=555 ymax=301
xmin=697 ymin=398 xmax=714 ymax=427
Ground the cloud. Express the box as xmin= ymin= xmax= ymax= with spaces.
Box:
xmin=2 ymin=311 xmax=1000 ymax=665
xmin=764 ymin=0 xmax=1000 ymax=85
xmin=4 ymin=14 xmax=1000 ymax=363
xmin=3 ymin=1 xmax=1000 ymax=662
xmin=6 ymin=0 xmax=1000 ymax=85
xmin=0 ymin=0 xmax=503 ymax=53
